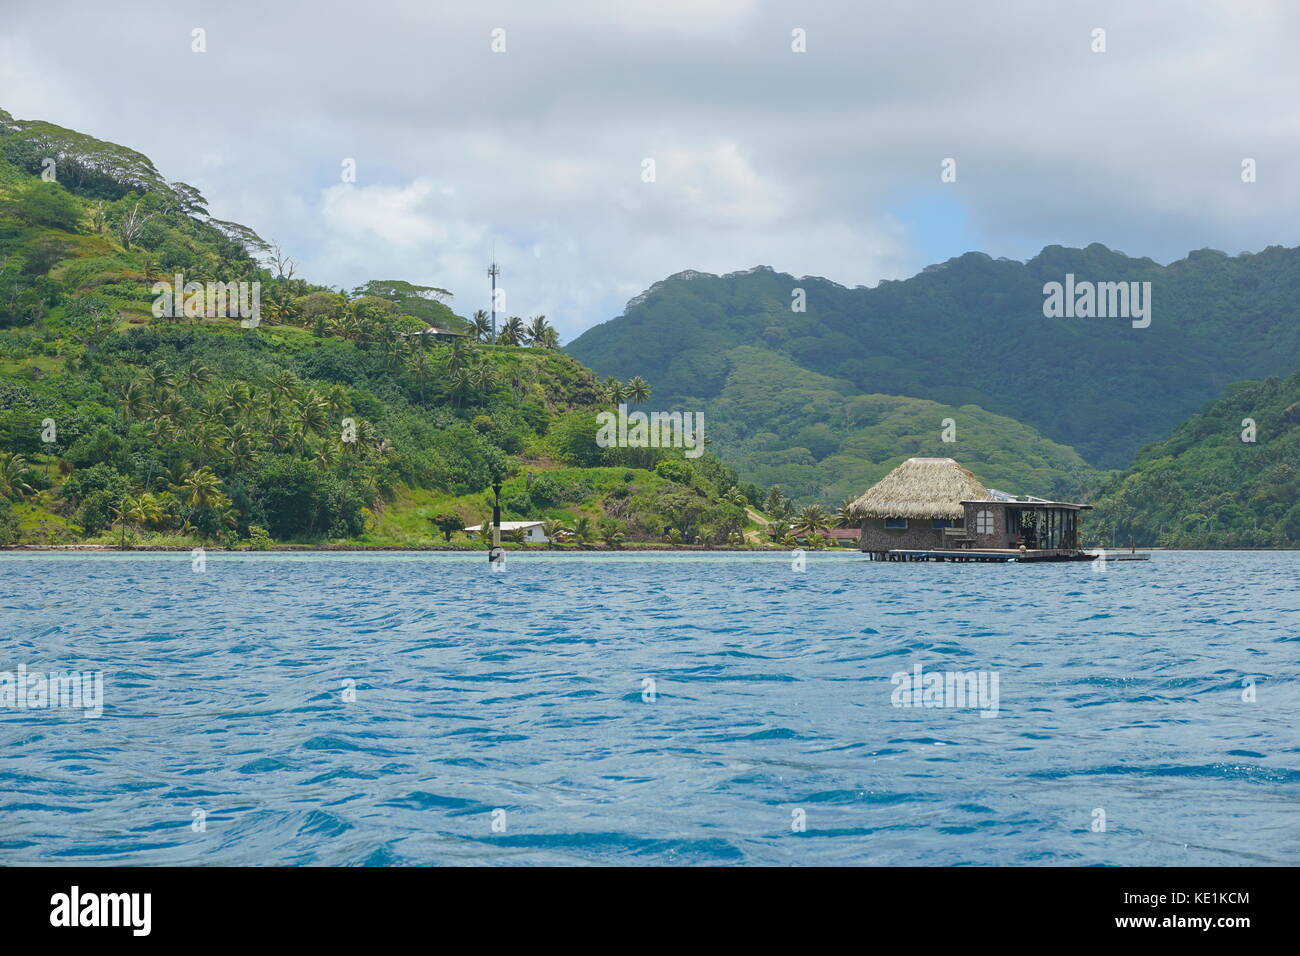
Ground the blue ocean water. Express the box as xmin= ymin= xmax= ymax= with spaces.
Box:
xmin=0 ymin=550 xmax=1296 ymax=866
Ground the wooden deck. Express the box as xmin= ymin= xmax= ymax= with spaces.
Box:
xmin=868 ymin=548 xmax=1098 ymax=563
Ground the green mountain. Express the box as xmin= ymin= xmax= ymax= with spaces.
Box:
xmin=707 ymin=346 xmax=1100 ymax=504
xmin=0 ymin=108 xmax=760 ymax=549
xmin=568 ymin=252 xmax=1300 ymax=477
xmin=1089 ymin=372 xmax=1300 ymax=548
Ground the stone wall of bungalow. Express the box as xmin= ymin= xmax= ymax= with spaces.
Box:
xmin=963 ymin=501 xmax=1011 ymax=548
xmin=858 ymin=516 xmax=961 ymax=552
xmin=859 ymin=504 xmax=1015 ymax=553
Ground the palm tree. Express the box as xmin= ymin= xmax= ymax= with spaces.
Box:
xmin=178 ymin=467 xmax=222 ymax=511
xmin=795 ymin=505 xmax=831 ymax=539
xmin=130 ymin=492 xmax=165 ymax=530
xmin=497 ymin=316 xmax=525 ymax=346
xmin=293 ymin=392 xmax=329 ymax=448
xmin=626 ymin=376 xmax=651 ymax=405
xmin=410 ymin=348 xmax=431 ymax=403
xmin=141 ymin=362 xmax=175 ymax=397
xmin=470 ymin=310 xmax=492 ymax=343
xmin=541 ymin=518 xmax=570 ymax=547
xmin=0 ymin=453 xmax=35 ymax=499
xmin=448 ymin=366 xmax=472 ymax=408
xmin=835 ymin=497 xmax=861 ymax=528
xmin=180 ymin=361 xmax=212 ymax=394
xmin=224 ymin=423 xmax=257 ymax=471
xmin=605 ymin=377 xmax=626 ymax=404
xmin=571 ymin=516 xmax=594 ymax=547
xmin=599 ymin=518 xmax=625 ymax=550
xmin=121 ymin=380 xmax=150 ymax=420
xmin=534 ymin=326 xmax=560 ymax=349
xmin=721 ymin=487 xmax=749 ymax=509
xmin=524 ymin=315 xmax=550 ymax=346
xmin=468 ymin=362 xmax=496 ymax=401
xmin=264 ymin=368 xmax=300 ymax=403
xmin=111 ymin=496 xmax=139 ymax=550
xmin=448 ymin=337 xmax=473 ymax=374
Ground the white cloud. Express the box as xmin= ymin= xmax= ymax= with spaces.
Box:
xmin=1 ymin=0 xmax=1298 ymax=339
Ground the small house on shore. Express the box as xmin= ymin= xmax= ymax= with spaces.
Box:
xmin=849 ymin=457 xmax=1092 ymax=561
xmin=464 ymin=520 xmax=549 ymax=544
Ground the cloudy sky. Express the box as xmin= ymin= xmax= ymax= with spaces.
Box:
xmin=3 ymin=0 xmax=1298 ymax=339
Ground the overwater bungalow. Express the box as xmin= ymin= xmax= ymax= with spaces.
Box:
xmin=850 ymin=457 xmax=1093 ymax=562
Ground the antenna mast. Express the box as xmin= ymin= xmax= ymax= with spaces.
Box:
xmin=487 ymin=255 xmax=500 ymax=343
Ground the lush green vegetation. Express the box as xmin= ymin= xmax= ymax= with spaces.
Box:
xmin=4 ymin=106 xmax=1296 ymax=551
xmin=0 ymin=107 xmax=787 ymax=550
xmin=1089 ymin=372 xmax=1300 ymax=548
xmin=705 ymin=346 xmax=1103 ymax=504
xmin=568 ymin=252 xmax=1300 ymax=471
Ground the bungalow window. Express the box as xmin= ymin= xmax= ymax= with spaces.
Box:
xmin=932 ymin=519 xmax=956 ymax=529
xmin=974 ymin=510 xmax=995 ymax=535
xmin=884 ymin=517 xmax=908 ymax=529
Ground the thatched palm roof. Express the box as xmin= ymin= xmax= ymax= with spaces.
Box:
xmin=850 ymin=457 xmax=991 ymax=520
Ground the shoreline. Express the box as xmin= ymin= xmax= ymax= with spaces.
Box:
xmin=0 ymin=543 xmax=800 ymax=553
xmin=0 ymin=545 xmax=1293 ymax=555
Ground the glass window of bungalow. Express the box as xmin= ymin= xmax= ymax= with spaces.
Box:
xmin=931 ymin=518 xmax=960 ymax=528
xmin=884 ymin=517 xmax=907 ymax=529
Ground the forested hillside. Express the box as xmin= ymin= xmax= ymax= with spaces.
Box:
xmin=0 ymin=108 xmax=766 ymax=549
xmin=706 ymin=346 xmax=1101 ymax=503
xmin=1089 ymin=371 xmax=1300 ymax=548
xmin=568 ymin=250 xmax=1300 ymax=470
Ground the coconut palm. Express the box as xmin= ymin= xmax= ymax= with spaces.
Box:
xmin=497 ymin=316 xmax=525 ymax=346
xmin=605 ymin=377 xmax=627 ymax=403
xmin=224 ymin=423 xmax=257 ymax=471
xmin=470 ymin=309 xmax=492 ymax=343
xmin=541 ymin=518 xmax=570 ymax=547
xmin=141 ymin=362 xmax=175 ymax=397
xmin=598 ymin=518 xmax=625 ymax=549
xmin=180 ymin=361 xmax=212 ymax=393
xmin=448 ymin=366 xmax=472 ymax=408
xmin=721 ymin=487 xmax=749 ymax=509
xmin=293 ymin=392 xmax=329 ymax=443
xmin=0 ymin=453 xmax=35 ymax=500
xmin=110 ymin=496 xmax=138 ymax=550
xmin=264 ymin=368 xmax=300 ymax=403
xmin=524 ymin=315 xmax=551 ymax=346
xmin=468 ymin=362 xmax=496 ymax=400
xmin=795 ymin=505 xmax=831 ymax=538
xmin=571 ymin=516 xmax=594 ymax=547
xmin=178 ymin=467 xmax=223 ymax=510
xmin=836 ymin=497 xmax=861 ymax=528
xmin=448 ymin=337 xmax=473 ymax=374
xmin=120 ymin=379 xmax=152 ymax=420
xmin=625 ymin=376 xmax=651 ymax=405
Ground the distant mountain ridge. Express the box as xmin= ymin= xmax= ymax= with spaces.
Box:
xmin=568 ymin=244 xmax=1300 ymax=484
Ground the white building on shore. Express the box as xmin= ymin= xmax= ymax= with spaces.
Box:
xmin=464 ymin=520 xmax=549 ymax=544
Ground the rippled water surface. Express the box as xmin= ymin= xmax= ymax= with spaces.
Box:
xmin=1 ymin=551 xmax=1297 ymax=866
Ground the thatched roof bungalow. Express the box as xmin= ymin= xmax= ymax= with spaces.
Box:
xmin=852 ymin=457 xmax=1091 ymax=559
xmin=850 ymin=457 xmax=990 ymax=521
